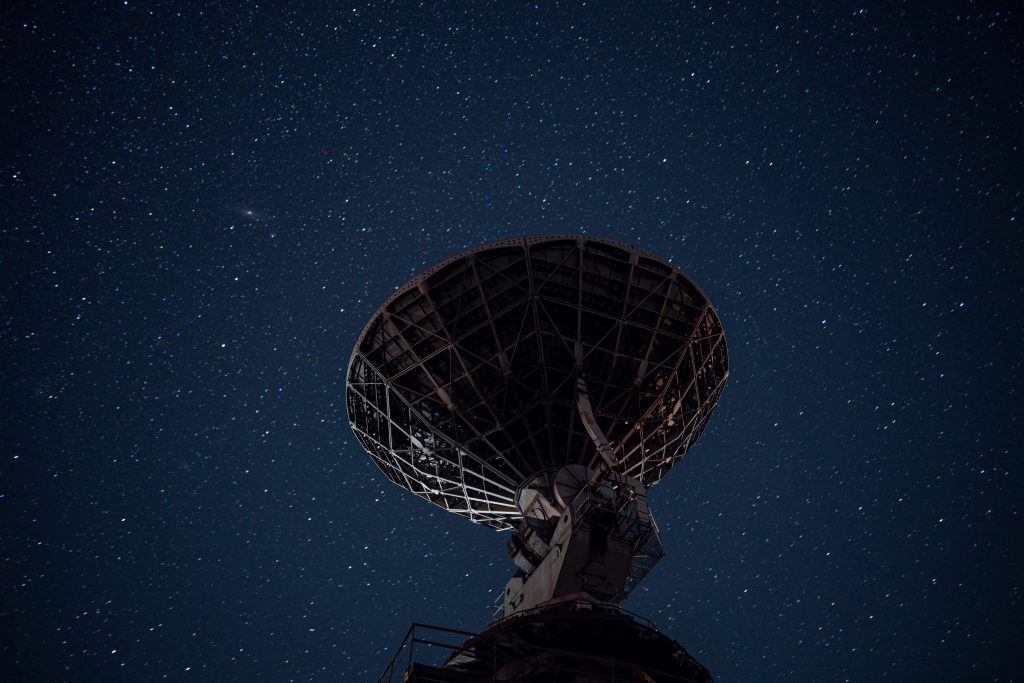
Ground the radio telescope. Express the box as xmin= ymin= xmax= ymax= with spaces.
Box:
xmin=347 ymin=235 xmax=728 ymax=681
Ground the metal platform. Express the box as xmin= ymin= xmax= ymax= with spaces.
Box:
xmin=379 ymin=601 xmax=713 ymax=683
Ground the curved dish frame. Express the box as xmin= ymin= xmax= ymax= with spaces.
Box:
xmin=346 ymin=235 xmax=728 ymax=530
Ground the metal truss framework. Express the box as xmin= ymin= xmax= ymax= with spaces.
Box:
xmin=346 ymin=235 xmax=729 ymax=530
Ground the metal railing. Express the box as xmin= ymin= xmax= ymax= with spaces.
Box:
xmin=568 ymin=486 xmax=665 ymax=597
xmin=375 ymin=607 xmax=708 ymax=683
xmin=377 ymin=623 xmax=479 ymax=683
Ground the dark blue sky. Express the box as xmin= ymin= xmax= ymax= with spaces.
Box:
xmin=2 ymin=2 xmax=1020 ymax=681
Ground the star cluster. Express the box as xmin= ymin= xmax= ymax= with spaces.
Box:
xmin=2 ymin=2 xmax=1020 ymax=681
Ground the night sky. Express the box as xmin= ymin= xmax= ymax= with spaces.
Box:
xmin=2 ymin=2 xmax=1021 ymax=681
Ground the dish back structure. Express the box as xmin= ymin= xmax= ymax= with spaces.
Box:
xmin=346 ymin=235 xmax=728 ymax=530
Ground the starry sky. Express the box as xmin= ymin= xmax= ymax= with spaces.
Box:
xmin=2 ymin=2 xmax=1021 ymax=681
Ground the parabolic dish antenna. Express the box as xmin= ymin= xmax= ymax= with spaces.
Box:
xmin=346 ymin=235 xmax=728 ymax=530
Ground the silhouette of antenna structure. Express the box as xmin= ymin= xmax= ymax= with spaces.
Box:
xmin=347 ymin=235 xmax=728 ymax=682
